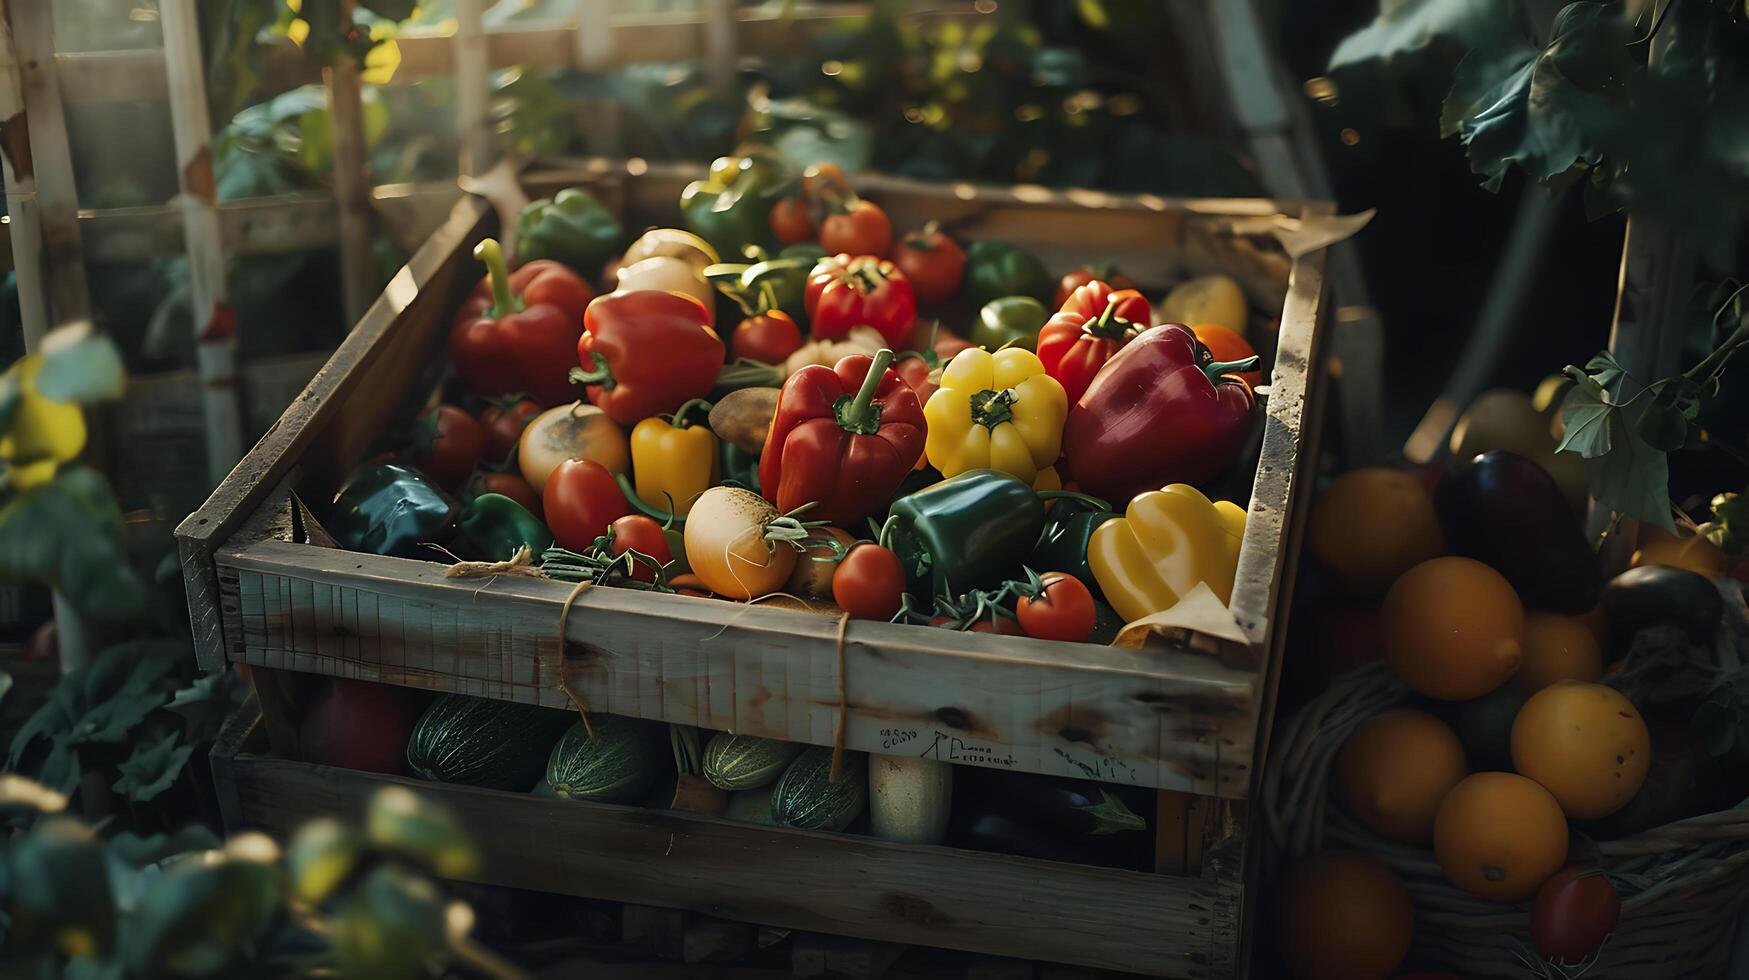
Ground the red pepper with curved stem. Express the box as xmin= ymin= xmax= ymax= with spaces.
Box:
xmin=573 ymin=290 xmax=726 ymax=426
xmin=804 ymin=254 xmax=916 ymax=346
xmin=450 ymin=239 xmax=594 ymax=406
xmin=759 ymin=349 xmax=925 ymax=527
xmin=1038 ymin=284 xmax=1152 ymax=405
xmin=1062 ymin=324 xmax=1259 ymax=506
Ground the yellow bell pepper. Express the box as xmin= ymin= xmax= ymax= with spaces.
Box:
xmin=1089 ymin=483 xmax=1247 ymax=623
xmin=0 ymin=355 xmax=87 ymax=491
xmin=923 ymin=347 xmax=1067 ymax=484
xmin=629 ymin=399 xmax=718 ymax=515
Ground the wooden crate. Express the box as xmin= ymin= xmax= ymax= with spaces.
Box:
xmin=178 ymin=159 xmax=1332 ymax=978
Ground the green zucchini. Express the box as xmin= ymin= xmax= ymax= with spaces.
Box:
xmin=406 ymin=694 xmax=573 ymax=790
xmin=545 ymin=714 xmax=672 ymax=804
xmin=701 ymin=733 xmax=805 ymax=791
xmin=771 ymin=747 xmax=866 ymax=832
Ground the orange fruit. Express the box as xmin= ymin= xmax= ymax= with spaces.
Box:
xmin=1632 ymin=524 xmax=1728 ymax=578
xmin=1511 ymin=681 xmax=1650 ymax=820
xmin=1191 ymin=323 xmax=1263 ymax=388
xmin=1434 ymin=772 xmax=1568 ymax=901
xmin=1337 ymin=709 xmax=1469 ymax=844
xmin=1514 ymin=613 xmax=1603 ymax=693
xmin=1381 ymin=557 xmax=1524 ymax=700
xmin=1281 ymin=851 xmax=1412 ymax=980
xmin=1308 ymin=469 xmax=1445 ymax=595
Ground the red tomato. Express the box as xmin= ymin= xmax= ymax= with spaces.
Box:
xmin=607 ymin=514 xmax=672 ymax=582
xmin=470 ymin=471 xmax=541 ymax=516
xmin=894 ymin=226 xmax=967 ymax=306
xmin=1053 ymin=266 xmax=1138 ymax=309
xmin=543 ymin=458 xmax=629 ymax=552
xmin=769 ymin=197 xmax=815 ymax=245
xmin=820 ymin=199 xmax=894 ymax=257
xmin=802 ymin=162 xmax=849 ymax=201
xmin=479 ymin=398 xmax=542 ymax=462
xmin=412 ymin=405 xmax=484 ymax=486
xmin=731 ymin=311 xmax=804 ymax=363
xmin=804 ymin=254 xmax=916 ymax=345
xmin=832 ymin=543 xmax=906 ymax=621
xmin=1531 ymin=865 xmax=1620 ymax=963
xmin=1016 ymin=573 xmax=1096 ymax=642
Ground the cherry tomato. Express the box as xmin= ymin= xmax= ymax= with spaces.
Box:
xmin=894 ymin=225 xmax=966 ymax=306
xmin=1016 ymin=573 xmax=1096 ymax=642
xmin=469 ymin=471 xmax=541 ymax=516
xmin=929 ymin=613 xmax=1025 ymax=635
xmin=802 ymin=162 xmax=849 ymax=201
xmin=769 ymin=198 xmax=815 ymax=245
xmin=1054 ymin=266 xmax=1138 ymax=309
xmin=1190 ymin=323 xmax=1263 ymax=388
xmin=820 ymin=199 xmax=894 ymax=257
xmin=412 ymin=405 xmax=484 ymax=486
xmin=479 ymin=397 xmax=542 ymax=462
xmin=731 ymin=311 xmax=804 ymax=363
xmin=832 ymin=543 xmax=906 ymax=621
xmin=607 ymin=514 xmax=672 ymax=582
xmin=543 ymin=458 xmax=629 ymax=552
xmin=1531 ymin=865 xmax=1620 ymax=963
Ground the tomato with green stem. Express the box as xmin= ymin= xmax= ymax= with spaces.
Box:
xmin=544 ymin=458 xmax=630 ymax=552
xmin=894 ymin=223 xmax=966 ymax=306
xmin=833 ymin=543 xmax=906 ymax=621
xmin=606 ymin=514 xmax=673 ymax=583
xmin=478 ymin=397 xmax=542 ymax=462
xmin=820 ymin=199 xmax=894 ymax=257
xmin=1054 ymin=265 xmax=1136 ymax=309
xmin=1016 ymin=571 xmax=1096 ymax=642
xmin=411 ymin=405 xmax=484 ymax=486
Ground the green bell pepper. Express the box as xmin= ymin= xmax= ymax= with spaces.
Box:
xmin=513 ymin=187 xmax=622 ymax=276
xmin=705 ymin=253 xmax=817 ymax=325
xmin=1029 ymin=497 xmax=1117 ymax=599
xmin=971 ymin=296 xmax=1050 ymax=351
xmin=325 ymin=463 xmax=457 ymax=559
xmin=679 ymin=151 xmax=793 ymax=258
xmin=720 ymin=440 xmax=761 ymax=493
xmin=883 ymin=469 xmax=1049 ymax=599
xmin=459 ymin=492 xmax=552 ymax=563
xmin=961 ymin=240 xmax=1053 ymax=309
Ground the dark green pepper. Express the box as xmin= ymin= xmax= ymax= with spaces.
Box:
xmin=971 ymin=296 xmax=1050 ymax=352
xmin=1030 ymin=497 xmax=1117 ymax=599
xmin=679 ymin=151 xmax=792 ymax=257
xmin=961 ymin=240 xmax=1053 ymax=309
xmin=720 ymin=441 xmax=761 ymax=493
xmin=324 ymin=463 xmax=457 ymax=559
xmin=882 ymin=469 xmax=1046 ymax=598
xmin=704 ymin=253 xmax=816 ymax=325
xmin=513 ymin=188 xmax=622 ymax=276
xmin=459 ymin=492 xmax=552 ymax=563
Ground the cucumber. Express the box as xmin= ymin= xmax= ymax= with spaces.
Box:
xmin=771 ymin=747 xmax=866 ymax=832
xmin=701 ymin=733 xmax=805 ymax=791
xmin=868 ymin=754 xmax=952 ymax=845
xmin=545 ymin=714 xmax=672 ymax=804
xmin=405 ymin=694 xmax=573 ymax=790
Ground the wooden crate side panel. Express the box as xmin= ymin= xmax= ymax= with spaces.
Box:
xmin=224 ymin=752 xmax=1237 ymax=979
xmin=217 ymin=539 xmax=1257 ymax=796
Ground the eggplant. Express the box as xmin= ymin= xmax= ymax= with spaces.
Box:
xmin=950 ymin=768 xmax=1152 ymax=869
xmin=1602 ymin=564 xmax=1723 ymax=646
xmin=1434 ymin=451 xmax=1601 ymax=612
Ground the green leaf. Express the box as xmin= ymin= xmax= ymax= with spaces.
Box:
xmin=164 ymin=670 xmax=246 ymax=746
xmin=365 ymin=785 xmax=478 ymax=878
xmin=7 ymin=640 xmax=185 ymax=793
xmin=1555 ymin=364 xmax=1614 ymax=457
xmin=1586 ymin=411 xmax=1676 ymax=533
xmin=331 ymin=865 xmax=449 ymax=980
xmin=1330 ymin=0 xmax=1527 ymax=70
xmin=112 ymin=729 xmax=194 ymax=805
xmin=0 ymin=467 xmax=145 ymax=623
xmin=286 ymin=818 xmax=365 ymax=905
xmin=33 ymin=323 xmax=125 ymax=404
xmin=1583 ymin=349 xmax=1627 ymax=394
xmin=1708 ymin=490 xmax=1748 ymax=556
xmin=1440 ymin=44 xmax=1535 ymax=138
xmin=121 ymin=839 xmax=282 ymax=978
xmin=6 ymin=816 xmax=115 ymax=958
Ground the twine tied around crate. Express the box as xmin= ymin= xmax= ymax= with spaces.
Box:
xmin=830 ymin=610 xmax=851 ymax=784
xmin=556 ymin=577 xmax=597 ymax=738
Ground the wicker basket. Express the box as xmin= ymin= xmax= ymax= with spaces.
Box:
xmin=1262 ymin=581 xmax=1749 ymax=979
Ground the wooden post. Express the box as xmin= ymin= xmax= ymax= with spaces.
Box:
xmin=7 ymin=1 xmax=89 ymax=325
xmin=0 ymin=13 xmax=46 ymax=347
xmin=454 ymin=0 xmax=490 ymax=177
xmin=574 ymin=0 xmax=623 ymax=156
xmin=160 ymin=0 xmax=245 ymax=486
xmin=702 ymin=0 xmax=738 ymax=93
xmin=327 ymin=0 xmax=375 ymax=325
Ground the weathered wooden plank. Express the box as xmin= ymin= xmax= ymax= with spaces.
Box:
xmin=217 ymin=538 xmax=1256 ymax=796
xmin=221 ymin=750 xmax=1234 ymax=978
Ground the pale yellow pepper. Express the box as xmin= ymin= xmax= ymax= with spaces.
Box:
xmin=629 ymin=400 xmax=718 ymax=515
xmin=1089 ymin=483 xmax=1247 ymax=623
xmin=0 ymin=356 xmax=87 ymax=491
xmin=923 ymin=347 xmax=1066 ymax=484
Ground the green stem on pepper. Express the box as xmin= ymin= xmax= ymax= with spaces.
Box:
xmin=1202 ymin=356 xmax=1260 ymax=383
xmin=1087 ymin=296 xmax=1136 ymax=339
xmin=969 ymin=388 xmax=1018 ymax=428
xmin=834 ymin=348 xmax=895 ymax=435
xmin=615 ymin=473 xmax=684 ymax=526
xmin=666 ymin=398 xmax=713 ymax=430
xmin=570 ymin=352 xmax=616 ymax=390
xmin=474 ymin=239 xmax=521 ymax=318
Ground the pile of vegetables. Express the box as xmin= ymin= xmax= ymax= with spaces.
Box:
xmin=1275 ymin=384 xmax=1749 ymax=980
xmin=322 ymin=151 xmax=1268 ymax=642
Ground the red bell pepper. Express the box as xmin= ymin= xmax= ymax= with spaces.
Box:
xmin=759 ymin=349 xmax=925 ymax=526
xmin=1062 ymin=324 xmax=1259 ymax=505
xmin=574 ymin=290 xmax=726 ymax=426
xmin=804 ymin=254 xmax=916 ymax=346
xmin=1037 ymin=281 xmax=1152 ymax=405
xmin=450 ymin=239 xmax=594 ymax=406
